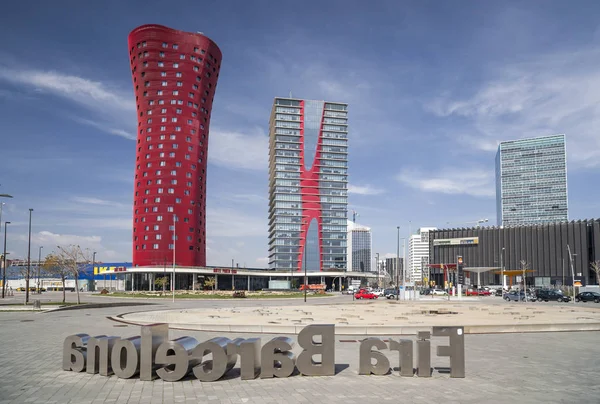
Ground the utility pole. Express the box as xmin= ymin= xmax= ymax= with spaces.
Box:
xmin=37 ymin=246 xmax=43 ymax=293
xmin=396 ymin=226 xmax=400 ymax=300
xmin=25 ymin=208 xmax=33 ymax=304
xmin=376 ymin=252 xmax=380 ymax=288
xmin=172 ymin=214 xmax=176 ymax=303
xmin=567 ymin=245 xmax=576 ymax=305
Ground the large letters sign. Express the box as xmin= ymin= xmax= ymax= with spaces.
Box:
xmin=63 ymin=324 xmax=465 ymax=381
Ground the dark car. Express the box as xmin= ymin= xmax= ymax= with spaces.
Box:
xmin=503 ymin=290 xmax=534 ymax=302
xmin=575 ymin=291 xmax=600 ymax=303
xmin=536 ymin=289 xmax=571 ymax=302
xmin=384 ymin=288 xmax=397 ymax=299
xmin=495 ymin=289 xmax=503 ymax=296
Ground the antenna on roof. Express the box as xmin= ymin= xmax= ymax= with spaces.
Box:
xmin=289 ymin=91 xmax=292 ymax=98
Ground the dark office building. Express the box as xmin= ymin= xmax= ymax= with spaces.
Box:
xmin=428 ymin=219 xmax=600 ymax=287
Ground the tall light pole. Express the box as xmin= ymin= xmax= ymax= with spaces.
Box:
xmin=91 ymin=251 xmax=96 ymax=292
xmin=376 ymin=252 xmax=380 ymax=288
xmin=396 ymin=226 xmax=400 ymax=300
xmin=2 ymin=221 xmax=10 ymax=298
xmin=37 ymin=246 xmax=43 ymax=293
xmin=172 ymin=214 xmax=176 ymax=303
xmin=501 ymin=247 xmax=505 ymax=291
xmin=25 ymin=208 xmax=33 ymax=304
xmin=302 ymin=218 xmax=308 ymax=303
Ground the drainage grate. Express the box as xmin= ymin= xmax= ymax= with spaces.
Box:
xmin=113 ymin=324 xmax=128 ymax=327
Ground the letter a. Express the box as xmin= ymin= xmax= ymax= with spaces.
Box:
xmin=358 ymin=338 xmax=390 ymax=375
xmin=62 ymin=334 xmax=90 ymax=372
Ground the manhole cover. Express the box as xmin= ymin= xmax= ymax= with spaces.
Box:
xmin=20 ymin=320 xmax=34 ymax=322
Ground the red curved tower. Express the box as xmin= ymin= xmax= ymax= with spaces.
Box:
xmin=128 ymin=24 xmax=221 ymax=267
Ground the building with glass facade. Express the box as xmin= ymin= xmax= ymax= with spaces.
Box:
xmin=496 ymin=134 xmax=568 ymax=226
xmin=268 ymin=97 xmax=348 ymax=272
xmin=408 ymin=227 xmax=437 ymax=283
xmin=347 ymin=220 xmax=372 ymax=272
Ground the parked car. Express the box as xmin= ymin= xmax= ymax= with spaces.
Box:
xmin=536 ymin=289 xmax=571 ymax=302
xmin=354 ymin=289 xmax=378 ymax=299
xmin=575 ymin=292 xmax=600 ymax=303
xmin=430 ymin=289 xmax=447 ymax=296
xmin=503 ymin=290 xmax=533 ymax=302
xmin=372 ymin=289 xmax=385 ymax=297
xmin=384 ymin=288 xmax=397 ymax=299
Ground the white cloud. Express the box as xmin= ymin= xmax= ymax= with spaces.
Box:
xmin=0 ymin=65 xmax=135 ymax=139
xmin=348 ymin=184 xmax=385 ymax=195
xmin=26 ymin=231 xmax=102 ymax=249
xmin=206 ymin=207 xmax=267 ymax=237
xmin=71 ymin=196 xmax=128 ymax=208
xmin=425 ymin=48 xmax=600 ymax=167
xmin=0 ymin=68 xmax=134 ymax=112
xmin=208 ymin=128 xmax=268 ymax=170
xmin=70 ymin=117 xmax=135 ymax=141
xmin=397 ymin=167 xmax=495 ymax=197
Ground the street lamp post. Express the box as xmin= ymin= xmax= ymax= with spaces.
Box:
xmin=302 ymin=218 xmax=308 ymax=303
xmin=500 ymin=247 xmax=505 ymax=291
xmin=172 ymin=214 xmax=176 ymax=303
xmin=25 ymin=208 xmax=33 ymax=304
xmin=396 ymin=226 xmax=400 ymax=301
xmin=37 ymin=246 xmax=43 ymax=293
xmin=2 ymin=221 xmax=10 ymax=298
xmin=91 ymin=251 xmax=96 ymax=292
xmin=376 ymin=252 xmax=380 ymax=288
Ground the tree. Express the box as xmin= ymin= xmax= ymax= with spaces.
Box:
xmin=204 ymin=277 xmax=216 ymax=293
xmin=42 ymin=254 xmax=69 ymax=303
xmin=55 ymin=245 xmax=93 ymax=305
xmin=155 ymin=277 xmax=169 ymax=295
xmin=591 ymin=260 xmax=600 ymax=286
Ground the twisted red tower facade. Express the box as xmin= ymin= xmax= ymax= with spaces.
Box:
xmin=128 ymin=24 xmax=221 ymax=267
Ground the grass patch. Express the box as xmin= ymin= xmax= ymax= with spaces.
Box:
xmin=95 ymin=292 xmax=332 ymax=299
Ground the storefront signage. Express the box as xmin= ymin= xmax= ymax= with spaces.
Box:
xmin=433 ymin=237 xmax=479 ymax=246
xmin=213 ymin=268 xmax=238 ymax=274
xmin=63 ymin=324 xmax=465 ymax=381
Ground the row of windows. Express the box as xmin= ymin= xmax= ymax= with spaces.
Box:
xmin=135 ymin=207 xmax=194 ymax=215
xmin=275 ymin=107 xmax=300 ymax=114
xmin=274 ymin=142 xmax=300 ymax=150
xmin=273 ymin=194 xmax=302 ymax=202
xmin=275 ymin=114 xmax=301 ymax=121
xmin=323 ymin=117 xmax=347 ymax=125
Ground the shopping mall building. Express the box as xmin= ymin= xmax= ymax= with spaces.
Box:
xmin=427 ymin=219 xmax=600 ymax=288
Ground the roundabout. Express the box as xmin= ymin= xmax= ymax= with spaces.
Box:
xmin=112 ymin=299 xmax=600 ymax=335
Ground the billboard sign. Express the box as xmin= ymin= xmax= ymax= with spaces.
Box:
xmin=433 ymin=237 xmax=479 ymax=246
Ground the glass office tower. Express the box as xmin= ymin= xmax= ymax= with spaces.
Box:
xmin=268 ymin=98 xmax=348 ymax=272
xmin=347 ymin=220 xmax=372 ymax=272
xmin=496 ymin=134 xmax=568 ymax=226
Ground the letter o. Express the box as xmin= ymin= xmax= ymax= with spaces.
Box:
xmin=111 ymin=339 xmax=140 ymax=379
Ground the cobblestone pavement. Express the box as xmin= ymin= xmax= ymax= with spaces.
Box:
xmin=1 ymin=305 xmax=599 ymax=403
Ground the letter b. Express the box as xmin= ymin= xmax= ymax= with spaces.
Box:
xmin=296 ymin=324 xmax=335 ymax=376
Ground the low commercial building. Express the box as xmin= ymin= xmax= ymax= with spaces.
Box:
xmin=428 ymin=219 xmax=600 ymax=288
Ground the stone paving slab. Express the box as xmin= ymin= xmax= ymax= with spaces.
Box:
xmin=1 ymin=305 xmax=600 ymax=403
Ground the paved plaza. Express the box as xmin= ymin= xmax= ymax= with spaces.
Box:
xmin=0 ymin=297 xmax=599 ymax=403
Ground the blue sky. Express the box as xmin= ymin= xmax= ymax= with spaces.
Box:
xmin=1 ymin=0 xmax=599 ymax=266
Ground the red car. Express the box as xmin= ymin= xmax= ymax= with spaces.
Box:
xmin=354 ymin=289 xmax=378 ymax=299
